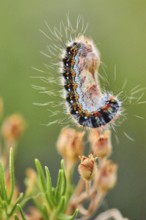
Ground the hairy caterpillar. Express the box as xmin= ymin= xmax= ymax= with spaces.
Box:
xmin=33 ymin=15 xmax=145 ymax=136
xmin=62 ymin=36 xmax=121 ymax=128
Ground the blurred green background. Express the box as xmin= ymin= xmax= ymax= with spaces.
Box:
xmin=0 ymin=0 xmax=146 ymax=219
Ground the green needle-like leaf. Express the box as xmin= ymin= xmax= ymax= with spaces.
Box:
xmin=60 ymin=160 xmax=66 ymax=195
xmin=51 ymin=187 xmax=57 ymax=206
xmin=58 ymin=209 xmax=78 ymax=220
xmin=8 ymin=193 xmax=23 ymax=217
xmin=17 ymin=204 xmax=27 ymax=220
xmin=35 ymin=159 xmax=46 ymax=192
xmin=0 ymin=162 xmax=8 ymax=202
xmin=60 ymin=160 xmax=65 ymax=172
xmin=8 ymin=148 xmax=15 ymax=204
xmin=56 ymin=195 xmax=65 ymax=214
xmin=70 ymin=209 xmax=78 ymax=220
xmin=45 ymin=166 xmax=55 ymax=208
xmin=42 ymin=204 xmax=50 ymax=220
xmin=55 ymin=168 xmax=66 ymax=201
xmin=55 ymin=170 xmax=63 ymax=199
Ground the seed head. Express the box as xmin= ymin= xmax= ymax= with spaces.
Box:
xmin=1 ymin=114 xmax=25 ymax=142
xmin=56 ymin=127 xmax=84 ymax=168
xmin=90 ymin=130 xmax=112 ymax=159
xmin=97 ymin=160 xmax=118 ymax=192
xmin=78 ymin=154 xmax=97 ymax=181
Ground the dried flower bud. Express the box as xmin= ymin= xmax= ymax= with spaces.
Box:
xmin=0 ymin=97 xmax=4 ymax=118
xmin=90 ymin=130 xmax=112 ymax=159
xmin=97 ymin=160 xmax=118 ymax=192
xmin=78 ymin=154 xmax=97 ymax=181
xmin=1 ymin=114 xmax=25 ymax=141
xmin=56 ymin=127 xmax=84 ymax=168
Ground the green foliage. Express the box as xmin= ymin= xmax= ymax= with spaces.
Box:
xmin=0 ymin=148 xmax=78 ymax=220
xmin=0 ymin=148 xmax=24 ymax=220
xmin=35 ymin=159 xmax=78 ymax=220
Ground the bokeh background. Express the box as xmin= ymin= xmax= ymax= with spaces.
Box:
xmin=0 ymin=1 xmax=146 ymax=219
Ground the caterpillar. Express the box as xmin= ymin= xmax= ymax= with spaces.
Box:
xmin=62 ymin=36 xmax=121 ymax=128
xmin=33 ymin=15 xmax=146 ymax=142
